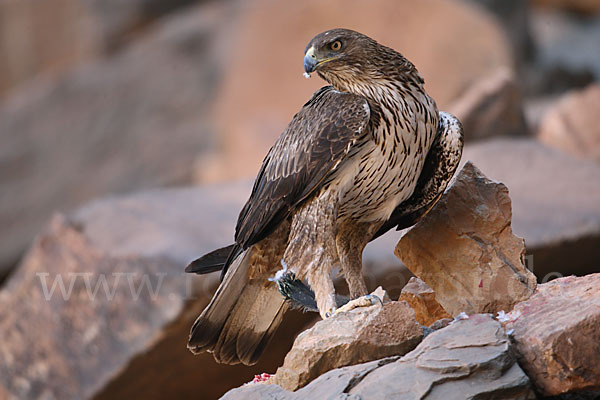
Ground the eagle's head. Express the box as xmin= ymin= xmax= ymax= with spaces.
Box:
xmin=303 ymin=28 xmax=423 ymax=95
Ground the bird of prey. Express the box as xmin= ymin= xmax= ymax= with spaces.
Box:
xmin=186 ymin=28 xmax=464 ymax=366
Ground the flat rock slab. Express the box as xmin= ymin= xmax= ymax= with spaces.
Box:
xmin=72 ymin=182 xmax=252 ymax=266
xmin=0 ymin=186 xmax=312 ymax=399
xmin=273 ymin=297 xmax=423 ymax=391
xmin=223 ymin=314 xmax=535 ymax=399
xmin=396 ymin=162 xmax=537 ymax=316
xmin=462 ymin=138 xmax=600 ymax=280
xmin=1 ymin=212 xmax=302 ymax=400
xmin=504 ymin=273 xmax=600 ymax=396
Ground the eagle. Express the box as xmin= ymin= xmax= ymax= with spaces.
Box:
xmin=185 ymin=28 xmax=464 ymax=365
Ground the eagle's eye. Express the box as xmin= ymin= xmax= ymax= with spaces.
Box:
xmin=329 ymin=40 xmax=342 ymax=51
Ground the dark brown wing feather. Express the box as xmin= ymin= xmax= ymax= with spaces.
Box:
xmin=185 ymin=86 xmax=369 ymax=281
xmin=235 ymin=85 xmax=370 ymax=250
xmin=185 ymin=244 xmax=236 ymax=274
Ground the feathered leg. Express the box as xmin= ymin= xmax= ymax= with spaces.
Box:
xmin=282 ymin=190 xmax=340 ymax=319
xmin=333 ymin=220 xmax=384 ymax=314
xmin=336 ymin=220 xmax=378 ymax=298
xmin=305 ymin=259 xmax=337 ymax=318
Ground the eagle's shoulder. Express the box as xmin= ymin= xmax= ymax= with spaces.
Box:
xmin=298 ymin=85 xmax=370 ymax=128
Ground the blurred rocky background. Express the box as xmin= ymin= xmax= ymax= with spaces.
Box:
xmin=0 ymin=0 xmax=599 ymax=399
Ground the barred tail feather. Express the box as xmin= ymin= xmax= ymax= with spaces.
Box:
xmin=187 ymin=248 xmax=287 ymax=365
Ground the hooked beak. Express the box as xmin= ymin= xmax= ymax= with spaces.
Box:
xmin=304 ymin=46 xmax=318 ymax=74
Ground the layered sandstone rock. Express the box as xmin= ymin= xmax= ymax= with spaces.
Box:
xmin=395 ymin=162 xmax=537 ymax=316
xmin=0 ymin=184 xmax=315 ymax=400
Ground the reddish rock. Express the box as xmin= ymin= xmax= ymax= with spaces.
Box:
xmin=504 ymin=273 xmax=600 ymax=396
xmin=273 ymin=296 xmax=423 ymax=391
xmin=201 ymin=0 xmax=513 ymax=182
xmin=538 ymin=83 xmax=600 ymax=163
xmin=0 ymin=185 xmax=317 ymax=400
xmin=398 ymin=277 xmax=450 ymax=326
xmin=395 ymin=162 xmax=537 ymax=316
xmin=0 ymin=0 xmax=196 ymax=96
xmin=0 ymin=215 xmax=188 ymax=400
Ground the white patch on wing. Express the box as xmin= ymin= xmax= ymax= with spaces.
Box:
xmin=303 ymin=72 xmax=311 ymax=79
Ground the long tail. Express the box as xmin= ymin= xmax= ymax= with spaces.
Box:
xmin=188 ymin=248 xmax=287 ymax=365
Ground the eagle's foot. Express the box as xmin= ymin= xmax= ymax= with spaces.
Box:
xmin=333 ymin=294 xmax=382 ymax=315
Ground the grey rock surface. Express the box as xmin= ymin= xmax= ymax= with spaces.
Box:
xmin=222 ymin=314 xmax=535 ymax=400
